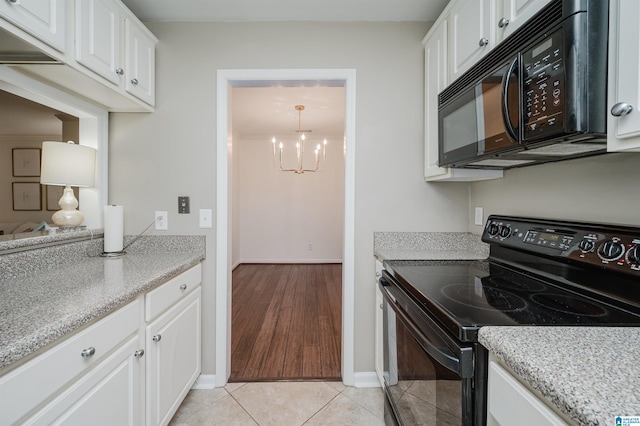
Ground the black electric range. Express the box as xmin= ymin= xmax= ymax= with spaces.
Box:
xmin=380 ymin=216 xmax=640 ymax=425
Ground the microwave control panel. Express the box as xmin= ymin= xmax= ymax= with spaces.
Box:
xmin=522 ymin=29 xmax=564 ymax=141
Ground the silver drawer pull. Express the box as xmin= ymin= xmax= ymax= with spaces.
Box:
xmin=115 ymin=67 xmax=124 ymax=75
xmin=131 ymin=78 xmax=139 ymax=85
xmin=180 ymin=284 xmax=187 ymax=290
xmin=81 ymin=347 xmax=96 ymax=358
xmin=134 ymin=349 xmax=145 ymax=358
xmin=152 ymin=334 xmax=162 ymax=342
xmin=479 ymin=37 xmax=489 ymax=47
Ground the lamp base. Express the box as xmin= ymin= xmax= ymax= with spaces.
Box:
xmin=51 ymin=186 xmax=84 ymax=227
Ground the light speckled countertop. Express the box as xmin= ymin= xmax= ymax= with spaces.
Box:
xmin=373 ymin=231 xmax=489 ymax=260
xmin=0 ymin=235 xmax=205 ymax=371
xmin=479 ymin=326 xmax=640 ymax=425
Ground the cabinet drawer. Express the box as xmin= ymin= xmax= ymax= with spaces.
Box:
xmin=145 ymin=264 xmax=202 ymax=322
xmin=0 ymin=298 xmax=140 ymax=425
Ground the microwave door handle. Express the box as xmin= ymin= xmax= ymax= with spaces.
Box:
xmin=501 ymin=56 xmax=519 ymax=142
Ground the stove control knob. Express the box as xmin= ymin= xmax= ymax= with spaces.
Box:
xmin=488 ymin=223 xmax=500 ymax=237
xmin=578 ymin=239 xmax=595 ymax=253
xmin=598 ymin=240 xmax=625 ymax=261
xmin=626 ymin=245 xmax=640 ymax=265
xmin=498 ymin=225 xmax=512 ymax=238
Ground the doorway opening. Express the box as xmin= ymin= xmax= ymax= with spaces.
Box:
xmin=216 ymin=69 xmax=356 ymax=387
xmin=229 ymin=84 xmax=346 ymax=381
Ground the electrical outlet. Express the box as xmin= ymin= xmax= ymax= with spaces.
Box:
xmin=155 ymin=211 xmax=168 ymax=230
xmin=474 ymin=207 xmax=484 ymax=226
xmin=199 ymin=209 xmax=212 ymax=228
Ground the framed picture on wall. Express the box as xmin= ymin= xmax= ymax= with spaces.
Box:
xmin=12 ymin=182 xmax=42 ymax=211
xmin=12 ymin=148 xmax=41 ymax=177
xmin=46 ymin=185 xmax=78 ymax=211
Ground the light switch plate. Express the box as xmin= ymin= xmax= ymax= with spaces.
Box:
xmin=199 ymin=209 xmax=212 ymax=228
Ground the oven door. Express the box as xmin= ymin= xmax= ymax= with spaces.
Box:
xmin=380 ymin=274 xmax=481 ymax=426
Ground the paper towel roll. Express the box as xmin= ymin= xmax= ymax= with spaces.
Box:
xmin=104 ymin=205 xmax=124 ymax=253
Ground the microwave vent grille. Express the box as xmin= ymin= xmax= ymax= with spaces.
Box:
xmin=439 ymin=0 xmax=564 ymax=106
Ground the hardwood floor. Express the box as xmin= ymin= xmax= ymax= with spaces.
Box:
xmin=230 ymin=263 xmax=342 ymax=382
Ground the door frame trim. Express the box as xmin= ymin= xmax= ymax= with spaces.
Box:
xmin=216 ymin=69 xmax=356 ymax=386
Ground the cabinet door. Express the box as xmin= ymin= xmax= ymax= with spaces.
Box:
xmin=0 ymin=0 xmax=66 ymax=51
xmin=424 ymin=20 xmax=449 ymax=179
xmin=75 ymin=0 xmax=121 ymax=84
xmin=125 ymin=17 xmax=155 ymax=105
xmin=374 ymin=261 xmax=384 ymax=387
xmin=498 ymin=0 xmax=551 ymax=41
xmin=27 ymin=336 xmax=144 ymax=426
xmin=608 ymin=0 xmax=640 ymax=152
xmin=449 ymin=0 xmax=494 ymax=81
xmin=146 ymin=287 xmax=201 ymax=426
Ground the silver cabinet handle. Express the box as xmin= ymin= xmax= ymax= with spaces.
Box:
xmin=115 ymin=68 xmax=124 ymax=75
xmin=152 ymin=334 xmax=162 ymax=342
xmin=81 ymin=347 xmax=96 ymax=358
xmin=134 ymin=349 xmax=145 ymax=358
xmin=180 ymin=284 xmax=187 ymax=290
xmin=479 ymin=38 xmax=489 ymax=47
xmin=131 ymin=78 xmax=139 ymax=85
xmin=611 ymin=102 xmax=633 ymax=117
xmin=498 ymin=18 xmax=510 ymax=28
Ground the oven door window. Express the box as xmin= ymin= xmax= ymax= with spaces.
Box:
xmin=384 ymin=298 xmax=468 ymax=425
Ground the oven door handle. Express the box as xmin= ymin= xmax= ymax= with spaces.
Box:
xmin=381 ymin=282 xmax=469 ymax=377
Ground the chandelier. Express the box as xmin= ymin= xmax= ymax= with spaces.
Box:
xmin=271 ymin=105 xmax=327 ymax=174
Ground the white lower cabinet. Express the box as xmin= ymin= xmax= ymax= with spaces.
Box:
xmin=374 ymin=260 xmax=384 ymax=387
xmin=0 ymin=264 xmax=202 ymax=426
xmin=146 ymin=287 xmax=201 ymax=426
xmin=487 ymin=356 xmax=572 ymax=426
xmin=27 ymin=335 xmax=145 ymax=425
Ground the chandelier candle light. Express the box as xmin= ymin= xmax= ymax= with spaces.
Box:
xmin=271 ymin=105 xmax=327 ymax=174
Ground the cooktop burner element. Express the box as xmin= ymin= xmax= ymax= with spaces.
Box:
xmin=441 ymin=284 xmax=527 ymax=312
xmin=383 ymin=216 xmax=640 ymax=342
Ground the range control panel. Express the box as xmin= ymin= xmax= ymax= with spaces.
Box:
xmin=482 ymin=216 xmax=640 ymax=274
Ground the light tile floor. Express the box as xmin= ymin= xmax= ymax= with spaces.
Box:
xmin=170 ymin=381 xmax=385 ymax=426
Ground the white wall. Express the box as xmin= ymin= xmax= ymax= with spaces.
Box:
xmin=235 ymin=133 xmax=345 ymax=263
xmin=468 ymin=152 xmax=640 ymax=233
xmin=108 ymin=21 xmax=470 ymax=376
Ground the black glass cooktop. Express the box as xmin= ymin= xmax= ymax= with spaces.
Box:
xmin=383 ymin=260 xmax=640 ymax=342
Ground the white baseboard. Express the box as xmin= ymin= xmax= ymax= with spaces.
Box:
xmin=191 ymin=374 xmax=217 ymax=389
xmin=352 ymin=372 xmax=382 ymax=388
xmin=237 ymin=259 xmax=343 ymax=264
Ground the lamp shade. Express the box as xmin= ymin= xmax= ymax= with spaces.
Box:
xmin=40 ymin=141 xmax=96 ymax=187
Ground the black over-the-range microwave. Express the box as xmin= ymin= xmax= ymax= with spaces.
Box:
xmin=438 ymin=0 xmax=609 ymax=170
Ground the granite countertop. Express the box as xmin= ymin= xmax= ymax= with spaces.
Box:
xmin=479 ymin=326 xmax=640 ymax=425
xmin=374 ymin=231 xmax=489 ymax=260
xmin=0 ymin=236 xmax=205 ymax=371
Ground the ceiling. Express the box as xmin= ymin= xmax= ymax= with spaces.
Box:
xmin=232 ymin=86 xmax=346 ymax=136
xmin=120 ymin=0 xmax=449 ymax=23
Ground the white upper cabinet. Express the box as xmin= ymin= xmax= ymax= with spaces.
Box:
xmin=76 ymin=0 xmax=156 ymax=105
xmin=424 ymin=20 xmax=450 ymax=179
xmin=0 ymin=0 xmax=66 ymax=52
xmin=76 ymin=0 xmax=121 ymax=85
xmin=0 ymin=0 xmax=156 ymax=111
xmin=449 ymin=0 xmax=495 ymax=81
xmin=497 ymin=0 xmax=552 ymax=41
xmin=608 ymin=0 xmax=640 ymax=152
xmin=125 ymin=17 xmax=155 ymax=105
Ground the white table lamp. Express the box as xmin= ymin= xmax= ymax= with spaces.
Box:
xmin=40 ymin=141 xmax=96 ymax=227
